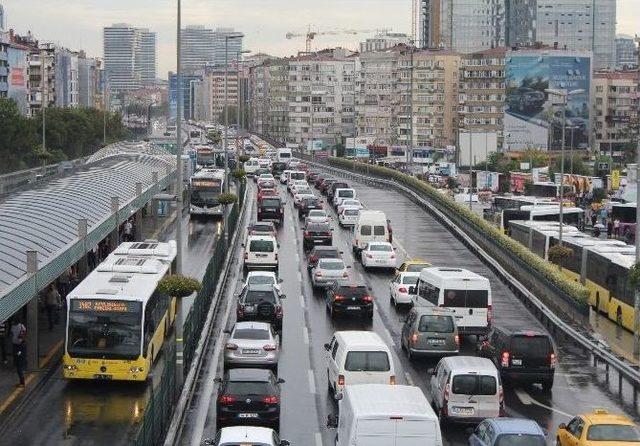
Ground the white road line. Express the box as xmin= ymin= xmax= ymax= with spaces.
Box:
xmin=514 ymin=388 xmax=573 ymax=418
xmin=382 ymin=326 xmax=397 ymax=347
xmin=299 ymin=294 xmax=306 ymax=309
xmin=315 ymin=432 xmax=323 ymax=446
xmin=297 ymin=270 xmax=302 ymax=282
xmin=405 ymin=371 xmax=414 ymax=386
xmin=303 ymin=326 xmax=310 ymax=345
xmin=308 ymin=369 xmax=317 ymax=394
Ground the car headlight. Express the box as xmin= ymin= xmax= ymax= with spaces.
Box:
xmin=64 ymin=364 xmax=78 ymax=371
xmin=130 ymin=366 xmax=144 ymax=373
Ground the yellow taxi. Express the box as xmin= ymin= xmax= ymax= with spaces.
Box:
xmin=396 ymin=258 xmax=431 ymax=274
xmin=556 ymin=409 xmax=640 ymax=446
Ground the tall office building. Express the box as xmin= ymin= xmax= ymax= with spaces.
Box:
xmin=616 ymin=35 xmax=637 ymax=69
xmin=103 ymin=23 xmax=156 ymax=92
xmin=506 ymin=0 xmax=616 ymax=70
xmin=0 ymin=3 xmax=5 ymax=31
xmin=419 ymin=0 xmax=505 ymax=53
xmin=181 ymin=25 xmax=216 ymax=71
xmin=212 ymin=28 xmax=243 ymax=67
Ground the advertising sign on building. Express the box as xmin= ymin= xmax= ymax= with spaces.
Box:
xmin=477 ymin=171 xmax=500 ymax=192
xmin=510 ymin=172 xmax=532 ymax=193
xmin=504 ymin=51 xmax=591 ymax=151
xmin=306 ymin=139 xmax=323 ymax=151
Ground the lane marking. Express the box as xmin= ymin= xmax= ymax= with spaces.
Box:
xmin=315 ymin=432 xmax=323 ymax=446
xmin=297 ymin=270 xmax=302 ymax=282
xmin=300 ymin=294 xmax=306 ymax=309
xmin=514 ymin=388 xmax=573 ymax=418
xmin=308 ymin=369 xmax=317 ymax=394
xmin=382 ymin=326 xmax=397 ymax=347
xmin=405 ymin=371 xmax=415 ymax=386
xmin=303 ymin=326 xmax=310 ymax=345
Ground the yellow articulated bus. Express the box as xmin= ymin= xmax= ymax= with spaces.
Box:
xmin=63 ymin=240 xmax=177 ymax=381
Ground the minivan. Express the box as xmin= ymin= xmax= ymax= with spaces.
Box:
xmin=429 ymin=356 xmax=503 ymax=424
xmin=352 ymin=210 xmax=390 ymax=255
xmin=400 ymin=306 xmax=460 ymax=359
xmin=243 ymin=235 xmax=279 ymax=271
xmin=324 ymin=331 xmax=396 ymax=398
xmin=413 ymin=267 xmax=492 ymax=337
xmin=477 ymin=326 xmax=556 ymax=391
xmin=333 ymin=188 xmax=356 ymax=208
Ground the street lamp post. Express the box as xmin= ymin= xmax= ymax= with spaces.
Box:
xmin=235 ymin=50 xmax=251 ymax=154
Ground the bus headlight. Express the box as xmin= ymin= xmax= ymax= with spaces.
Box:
xmin=130 ymin=366 xmax=144 ymax=373
xmin=64 ymin=365 xmax=77 ymax=371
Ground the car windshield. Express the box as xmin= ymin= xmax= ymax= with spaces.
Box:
xmin=309 ymin=210 xmax=326 ymax=217
xmin=248 ymin=275 xmax=276 ymax=286
xmin=344 ymin=351 xmax=390 ymax=372
xmin=338 ymin=190 xmax=354 ymax=197
xmin=406 ymin=264 xmax=430 ymax=272
xmin=402 ymin=276 xmax=419 ymax=285
xmin=452 ymin=375 xmax=497 ymax=395
xmin=252 ymin=224 xmax=273 ymax=232
xmin=249 ymin=240 xmax=274 ymax=252
xmin=320 ymin=260 xmax=345 ymax=270
xmin=244 ymin=290 xmax=277 ymax=304
xmin=233 ymin=328 xmax=270 ymax=340
xmin=495 ymin=434 xmax=546 ymax=446
xmin=418 ymin=315 xmax=454 ymax=333
xmin=587 ymin=424 xmax=640 ymax=441
xmin=369 ymin=244 xmax=392 ymax=252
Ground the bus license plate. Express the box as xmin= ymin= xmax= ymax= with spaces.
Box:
xmin=93 ymin=374 xmax=113 ymax=380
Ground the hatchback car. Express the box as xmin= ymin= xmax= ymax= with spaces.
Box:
xmin=293 ymin=189 xmax=315 ymax=208
xmin=302 ymin=221 xmax=333 ymax=251
xmin=215 ymin=368 xmax=284 ymax=429
xmin=469 ymin=418 xmax=547 ymax=446
xmin=311 ymin=258 xmax=351 ymax=289
xmin=336 ymin=198 xmax=362 ymax=215
xmin=224 ymin=322 xmax=280 ymax=371
xmin=556 ymin=409 xmax=640 ymax=446
xmin=360 ymin=241 xmax=397 ymax=270
xmin=243 ymin=271 xmax=282 ymax=293
xmin=389 ymin=271 xmax=420 ymax=306
xmin=257 ymin=188 xmax=278 ymax=202
xmin=307 ymin=246 xmax=343 ymax=271
xmin=203 ymin=426 xmax=290 ymax=446
xmin=243 ymin=235 xmax=279 ymax=271
xmin=236 ymin=284 xmax=285 ymax=330
xmin=400 ymin=306 xmax=459 ymax=359
xmin=338 ymin=206 xmax=360 ymax=227
xmin=326 ymin=282 xmax=374 ymax=320
xmin=248 ymin=221 xmax=277 ymax=237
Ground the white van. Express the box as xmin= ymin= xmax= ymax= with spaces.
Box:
xmin=276 ymin=148 xmax=293 ymax=163
xmin=244 ymin=158 xmax=260 ymax=176
xmin=339 ymin=207 xmax=360 ymax=227
xmin=330 ymin=384 xmax=443 ymax=446
xmin=428 ymin=356 xmax=503 ymax=423
xmin=333 ymin=188 xmax=357 ymax=208
xmin=324 ymin=331 xmax=395 ymax=398
xmin=352 ymin=210 xmax=389 ymax=254
xmin=414 ymin=267 xmax=492 ymax=336
xmin=286 ymin=170 xmax=306 ymax=187
xmin=243 ymin=235 xmax=279 ymax=271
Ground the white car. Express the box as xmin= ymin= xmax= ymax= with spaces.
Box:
xmin=243 ymin=271 xmax=282 ymax=293
xmin=289 ymin=180 xmax=308 ymax=194
xmin=311 ymin=258 xmax=351 ymax=289
xmin=361 ymin=241 xmax=396 ymax=270
xmin=204 ymin=426 xmax=290 ymax=446
xmin=389 ymin=272 xmax=420 ymax=306
xmin=243 ymin=235 xmax=279 ymax=271
xmin=280 ymin=170 xmax=292 ymax=184
xmin=293 ymin=192 xmax=315 ymax=208
xmin=305 ymin=209 xmax=330 ymax=225
xmin=337 ymin=199 xmax=362 ymax=215
xmin=338 ymin=206 xmax=360 ymax=227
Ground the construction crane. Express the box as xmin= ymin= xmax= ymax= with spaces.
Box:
xmin=285 ymin=26 xmax=392 ymax=54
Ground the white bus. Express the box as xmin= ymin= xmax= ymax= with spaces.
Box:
xmin=190 ymin=168 xmax=226 ymax=217
xmin=276 ymin=148 xmax=293 ymax=163
xmin=501 ymin=205 xmax=584 ymax=233
xmin=63 ymin=241 xmax=177 ymax=381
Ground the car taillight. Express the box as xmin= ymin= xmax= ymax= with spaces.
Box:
xmin=338 ymin=375 xmax=345 ymax=386
xmin=499 ymin=385 xmax=504 ymax=404
xmin=355 ymin=238 xmax=359 ymax=245
xmin=263 ymin=344 xmax=277 ymax=351
xmin=218 ymin=395 xmax=236 ymax=404
xmin=366 ymin=254 xmax=373 ymax=259
xmin=362 ymin=295 xmax=374 ymax=303
xmin=398 ymin=287 xmax=408 ymax=294
xmin=390 ymin=375 xmax=396 ymax=385
xmin=262 ymin=396 xmax=279 ymax=404
xmin=225 ymin=343 xmax=238 ymax=350
xmin=334 ymin=295 xmax=344 ymax=302
xmin=315 ymin=271 xmax=322 ymax=277
xmin=324 ymin=232 xmax=331 ymax=236
xmin=309 ymin=255 xmax=318 ymax=263
xmin=237 ymin=305 xmax=244 ymax=317
xmin=244 ymin=252 xmax=248 ymax=259
xmin=275 ymin=253 xmax=278 ymax=261
xmin=275 ymin=306 xmax=283 ymax=317
xmin=454 ymin=335 xmax=460 ymax=347
xmin=487 ymin=304 xmax=492 ymax=324
xmin=410 ymin=332 xmax=418 ymax=344
xmin=550 ymin=352 xmax=557 ymax=368
xmin=501 ymin=351 xmax=510 ymax=367
xmin=304 ymin=231 xmax=310 ymax=237
xmin=443 ymin=383 xmax=450 ymax=406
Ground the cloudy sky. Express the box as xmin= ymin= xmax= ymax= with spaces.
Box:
xmin=3 ymin=0 xmax=638 ymax=77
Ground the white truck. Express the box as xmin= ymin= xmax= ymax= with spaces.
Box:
xmin=328 ymin=384 xmax=443 ymax=446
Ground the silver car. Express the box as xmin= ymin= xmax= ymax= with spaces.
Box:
xmin=311 ymin=258 xmax=351 ymax=289
xmin=224 ymin=321 xmax=280 ymax=371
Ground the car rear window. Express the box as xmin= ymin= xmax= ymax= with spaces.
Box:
xmin=290 ymin=172 xmax=305 ymax=180
xmin=344 ymin=209 xmax=359 ymax=216
xmin=308 ymin=210 xmax=325 ymax=216
xmin=373 ymin=225 xmax=386 ymax=235
xmin=510 ymin=335 xmax=552 ymax=357
xmin=338 ymin=190 xmax=354 ymax=198
xmin=451 ymin=375 xmax=497 ymax=395
xmin=406 ymin=264 xmax=429 ymax=272
xmin=344 ymin=351 xmax=390 ymax=372
xmin=443 ymin=289 xmax=489 ymax=308
xmin=337 ymin=286 xmax=368 ymax=297
xmin=320 ymin=260 xmax=345 ymax=270
xmin=234 ymin=328 xmax=270 ymax=340
xmin=225 ymin=381 xmax=273 ymax=395
xmin=369 ymin=244 xmax=392 ymax=252
xmin=250 ymin=240 xmax=274 ymax=252
xmin=308 ymin=223 xmax=330 ymax=232
xmin=261 ymin=198 xmax=281 ymax=208
xmin=333 ymin=183 xmax=348 ymax=189
xmin=418 ymin=315 xmax=454 ymax=333
xmin=247 ymin=275 xmax=275 ymax=286
xmin=402 ymin=276 xmax=419 ymax=285
xmin=315 ymin=249 xmax=340 ymax=259
xmin=360 ymin=225 xmax=372 ymax=235
xmin=496 ymin=434 xmax=546 ymax=446
xmin=252 ymin=223 xmax=273 ymax=231
xmin=587 ymin=424 xmax=640 ymax=441
xmin=244 ymin=290 xmax=277 ymax=304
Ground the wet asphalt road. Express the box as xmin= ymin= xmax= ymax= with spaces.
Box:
xmin=0 ymin=212 xmax=220 ymax=446
xmin=186 ymin=177 xmax=640 ymax=446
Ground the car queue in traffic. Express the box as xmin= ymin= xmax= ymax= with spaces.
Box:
xmin=205 ymin=148 xmax=640 ymax=446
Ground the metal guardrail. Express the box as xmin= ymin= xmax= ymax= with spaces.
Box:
xmin=292 ymin=152 xmax=640 ymax=404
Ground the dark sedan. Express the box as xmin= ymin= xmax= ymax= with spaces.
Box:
xmin=326 ymin=283 xmax=374 ymax=320
xmin=302 ymin=221 xmax=333 ymax=251
xmin=298 ymin=196 xmax=323 ymax=220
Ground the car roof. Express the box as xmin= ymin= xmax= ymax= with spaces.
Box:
xmin=440 ymin=355 xmax=497 ymax=373
xmin=246 ymin=283 xmax=277 ymax=292
xmin=247 ymin=235 xmax=277 ymax=242
xmin=411 ymin=306 xmax=456 ymax=318
xmin=581 ymin=409 xmax=636 ymax=426
xmin=335 ymin=330 xmax=387 ymax=348
xmin=486 ymin=418 xmax=545 ymax=435
xmin=312 ymin=246 xmax=339 ymax=252
xmin=227 ymin=368 xmax=273 ymax=382
xmin=234 ymin=321 xmax=271 ymax=331
xmin=345 ymin=385 xmax=435 ymax=420
xmin=368 ymin=241 xmax=393 ymax=246
xmin=218 ymin=426 xmax=275 ymax=442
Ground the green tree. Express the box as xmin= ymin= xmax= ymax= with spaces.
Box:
xmin=486 ymin=152 xmax=518 ymax=174
xmin=206 ymin=130 xmax=222 ymax=145
xmin=550 ymin=153 xmax=591 ymax=177
xmin=521 ymin=148 xmax=550 ymax=169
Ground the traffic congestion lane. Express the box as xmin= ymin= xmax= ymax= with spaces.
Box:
xmin=0 ymin=214 xmax=221 ymax=445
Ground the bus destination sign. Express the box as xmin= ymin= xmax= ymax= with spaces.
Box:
xmin=71 ymin=300 xmax=140 ymax=313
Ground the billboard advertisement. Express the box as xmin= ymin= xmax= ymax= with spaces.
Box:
xmin=458 ymin=132 xmax=498 ymax=167
xmin=505 ymin=51 xmax=591 ymax=151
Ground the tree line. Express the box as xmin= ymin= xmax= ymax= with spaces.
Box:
xmin=0 ymin=98 xmax=131 ymax=174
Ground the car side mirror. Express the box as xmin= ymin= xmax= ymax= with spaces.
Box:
xmin=558 ymin=423 xmax=567 ymax=430
xmin=277 ymin=378 xmax=286 ymax=384
xmin=340 ymin=251 xmax=344 ymax=254
xmin=278 ymin=278 xmax=284 ymax=283
xmin=202 ymin=439 xmax=215 ymax=445
xmin=241 ymin=243 xmax=245 ymax=248
xmin=324 ymin=343 xmax=331 ymax=351
xmin=334 ymin=391 xmax=343 ymax=401
xmin=280 ymin=294 xmax=287 ymax=299
xmin=327 ymin=414 xmax=339 ymax=429
xmin=368 ymin=286 xmax=373 ymax=292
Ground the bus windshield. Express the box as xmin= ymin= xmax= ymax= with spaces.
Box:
xmin=191 ymin=178 xmax=223 ymax=204
xmin=67 ymin=299 xmax=142 ymax=360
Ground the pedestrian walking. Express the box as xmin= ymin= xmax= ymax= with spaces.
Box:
xmin=57 ymin=269 xmax=71 ymax=299
xmin=45 ymin=285 xmax=61 ymax=331
xmin=123 ymin=220 xmax=133 ymax=242
xmin=0 ymin=321 xmax=7 ymax=364
xmin=88 ymin=246 xmax=97 ymax=270
xmin=607 ymin=220 xmax=613 ymax=238
xmin=591 ymin=212 xmax=597 ymax=228
xmin=10 ymin=320 xmax=26 ymax=387
xmin=614 ymin=218 xmax=620 ymax=238
xmin=600 ymin=207 xmax=608 ymax=226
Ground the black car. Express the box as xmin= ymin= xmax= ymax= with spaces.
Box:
xmin=326 ymin=283 xmax=373 ymax=320
xmin=314 ymin=176 xmax=326 ymax=188
xmin=237 ymin=284 xmax=285 ymax=330
xmin=307 ymin=246 xmax=342 ymax=271
xmin=216 ymin=368 xmax=284 ymax=428
xmin=319 ymin=179 xmax=337 ymax=195
xmin=257 ymin=197 xmax=284 ymax=227
xmin=298 ymin=196 xmax=323 ymax=220
xmin=271 ymin=162 xmax=287 ymax=176
xmin=327 ymin=181 xmax=349 ymax=201
xmin=302 ymin=221 xmax=333 ymax=251
xmin=307 ymin=171 xmax=319 ymax=183
xmin=477 ymin=326 xmax=556 ymax=391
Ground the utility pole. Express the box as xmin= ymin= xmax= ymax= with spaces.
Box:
xmin=103 ymin=80 xmax=108 ymax=145
xmin=41 ymin=49 xmax=46 ymax=163
xmin=175 ymin=0 xmax=184 ymax=274
xmin=224 ymin=36 xmax=230 ymax=193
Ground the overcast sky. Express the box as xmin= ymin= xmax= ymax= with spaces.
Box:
xmin=3 ymin=0 xmax=638 ymax=77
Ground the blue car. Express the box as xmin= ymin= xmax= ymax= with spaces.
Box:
xmin=468 ymin=418 xmax=546 ymax=446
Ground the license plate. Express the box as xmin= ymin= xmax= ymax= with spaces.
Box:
xmin=375 ymin=259 xmax=385 ymax=264
xmin=242 ymin=349 xmax=260 ymax=355
xmin=314 ymin=240 xmax=323 ymax=244
xmin=347 ymin=306 xmax=360 ymax=310
xmin=451 ymin=406 xmax=475 ymax=415
xmin=238 ymin=413 xmax=258 ymax=418
xmin=256 ymin=254 xmax=267 ymax=257
xmin=244 ymin=305 xmax=255 ymax=312
xmin=428 ymin=339 xmax=445 ymax=345
xmin=93 ymin=374 xmax=113 ymax=380
xmin=511 ymin=359 xmax=523 ymax=366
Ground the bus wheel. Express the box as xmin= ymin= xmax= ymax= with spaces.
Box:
xmin=616 ymin=307 xmax=623 ymax=327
